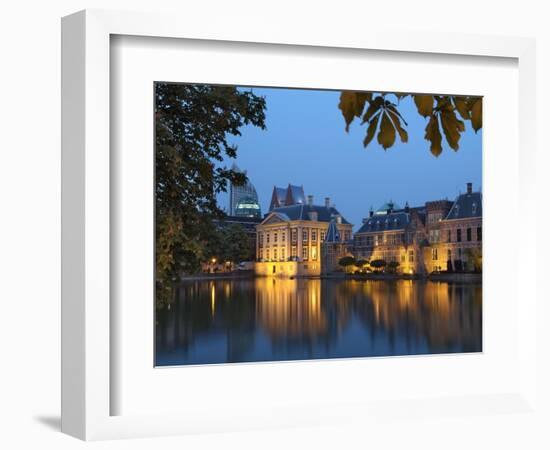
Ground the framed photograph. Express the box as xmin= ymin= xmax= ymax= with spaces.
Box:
xmin=62 ymin=9 xmax=538 ymax=441
xmin=153 ymin=81 xmax=483 ymax=368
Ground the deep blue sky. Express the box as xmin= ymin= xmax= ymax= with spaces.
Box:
xmin=219 ymin=87 xmax=482 ymax=230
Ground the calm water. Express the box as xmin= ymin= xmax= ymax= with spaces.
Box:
xmin=155 ymin=278 xmax=482 ymax=366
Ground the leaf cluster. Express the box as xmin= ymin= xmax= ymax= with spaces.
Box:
xmin=339 ymin=91 xmax=482 ymax=156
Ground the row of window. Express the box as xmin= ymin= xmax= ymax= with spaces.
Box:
xmin=259 ymin=228 xmax=354 ymax=246
xmin=259 ymin=246 xmax=318 ymax=261
xmin=355 ymin=233 xmax=406 ymax=247
xmin=447 ymin=226 xmax=482 ymax=243
xmin=356 ymin=226 xmax=482 ymax=248
xmin=258 ymin=229 xmax=327 ymax=246
xmin=431 ymin=247 xmax=473 ymax=261
xmin=353 ymin=249 xmax=415 ymax=263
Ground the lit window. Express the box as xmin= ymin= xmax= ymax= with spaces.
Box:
xmin=311 ymin=247 xmax=318 ymax=261
xmin=432 ymin=248 xmax=438 ymax=260
xmin=312 ymin=230 xmax=317 ymax=241
xmin=266 ymin=249 xmax=270 ymax=260
xmin=302 ymin=246 xmax=309 ymax=260
xmin=273 ymin=248 xmax=278 ymax=260
xmin=303 ymin=229 xmax=308 ymax=241
xmin=408 ymin=250 xmax=414 ymax=262
xmin=281 ymin=248 xmax=286 ymax=261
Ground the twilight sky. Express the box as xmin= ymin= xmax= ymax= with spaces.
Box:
xmin=219 ymin=86 xmax=482 ymax=230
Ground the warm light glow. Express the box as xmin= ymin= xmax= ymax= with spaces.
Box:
xmin=211 ymin=258 xmax=217 ymax=264
xmin=210 ymin=284 xmax=216 ymax=315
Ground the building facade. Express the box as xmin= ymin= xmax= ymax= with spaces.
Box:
xmin=436 ymin=184 xmax=482 ymax=272
xmin=229 ymin=164 xmax=262 ymax=218
xmin=255 ymin=195 xmax=353 ymax=277
xmin=353 ymin=183 xmax=482 ymax=274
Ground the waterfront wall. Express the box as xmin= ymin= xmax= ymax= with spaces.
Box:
xmin=255 ymin=260 xmax=321 ymax=277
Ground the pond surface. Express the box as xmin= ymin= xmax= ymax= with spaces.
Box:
xmin=155 ymin=278 xmax=482 ymax=366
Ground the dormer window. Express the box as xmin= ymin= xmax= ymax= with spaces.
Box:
xmin=454 ymin=205 xmax=460 ymax=217
xmin=472 ymin=202 xmax=477 ymax=214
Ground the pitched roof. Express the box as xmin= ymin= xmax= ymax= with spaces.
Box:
xmin=285 ymin=184 xmax=305 ymax=205
xmin=445 ymin=191 xmax=482 ymax=220
xmin=374 ymin=201 xmax=402 ymax=215
xmin=274 ymin=187 xmax=287 ymax=203
xmin=267 ymin=204 xmax=351 ymax=225
xmin=324 ymin=220 xmax=341 ymax=242
xmin=356 ymin=211 xmax=410 ymax=233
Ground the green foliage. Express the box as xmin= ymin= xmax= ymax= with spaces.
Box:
xmin=338 ymin=256 xmax=356 ymax=267
xmin=339 ymin=91 xmax=482 ymax=156
xmin=354 ymin=258 xmax=369 ymax=268
xmin=465 ymin=247 xmax=483 ymax=273
xmin=155 ymin=83 xmax=266 ymax=308
xmin=212 ymin=224 xmax=253 ymax=266
xmin=387 ymin=260 xmax=400 ymax=273
xmin=369 ymin=259 xmax=387 ymax=271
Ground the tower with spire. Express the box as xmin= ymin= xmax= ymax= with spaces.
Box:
xmin=321 ymin=217 xmax=352 ymax=275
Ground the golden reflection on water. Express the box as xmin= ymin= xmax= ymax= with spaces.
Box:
xmin=253 ymin=278 xmax=481 ymax=348
xmin=156 ymin=278 xmax=482 ymax=365
xmin=255 ymin=278 xmax=327 ymax=339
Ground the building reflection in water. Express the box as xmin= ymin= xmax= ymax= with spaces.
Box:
xmin=155 ymin=278 xmax=481 ymax=366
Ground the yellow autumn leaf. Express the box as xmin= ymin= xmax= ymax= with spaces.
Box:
xmin=339 ymin=91 xmax=372 ymax=131
xmin=470 ymin=98 xmax=482 ymax=132
xmin=453 ymin=96 xmax=470 ymax=120
xmin=387 ymin=110 xmax=408 ymax=143
xmin=377 ymin=113 xmax=396 ymax=149
xmin=424 ymin=115 xmax=442 ymax=157
xmin=413 ymin=95 xmax=434 ymax=117
xmin=440 ymin=109 xmax=465 ymax=151
xmin=363 ymin=113 xmax=380 ymax=148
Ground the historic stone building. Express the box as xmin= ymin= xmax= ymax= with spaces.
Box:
xmin=353 ymin=183 xmax=482 ymax=274
xmin=255 ymin=195 xmax=353 ymax=277
xmin=436 ymin=183 xmax=482 ymax=272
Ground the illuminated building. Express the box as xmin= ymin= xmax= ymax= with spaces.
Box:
xmin=255 ymin=194 xmax=353 ymax=276
xmin=353 ymin=183 xmax=482 ymax=274
xmin=229 ymin=164 xmax=262 ymax=218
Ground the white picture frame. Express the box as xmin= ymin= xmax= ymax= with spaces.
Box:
xmin=61 ymin=9 xmax=538 ymax=441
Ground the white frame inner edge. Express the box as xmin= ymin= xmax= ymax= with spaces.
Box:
xmin=61 ymin=9 xmax=537 ymax=441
